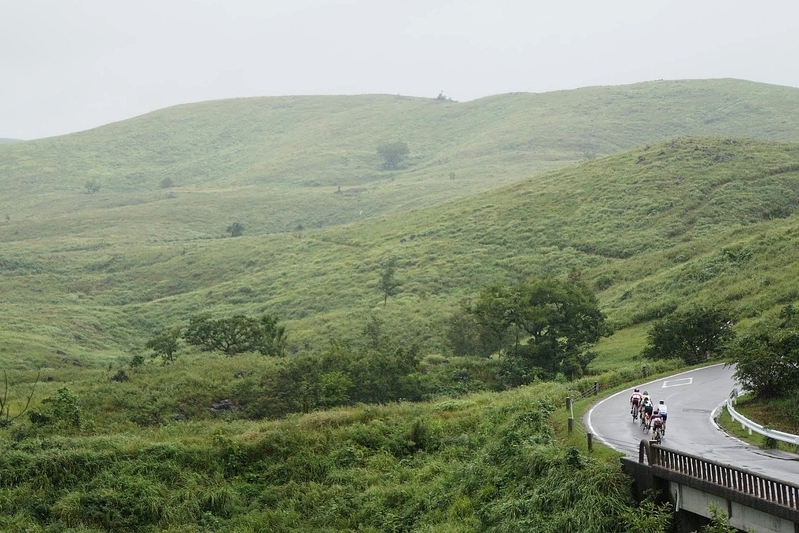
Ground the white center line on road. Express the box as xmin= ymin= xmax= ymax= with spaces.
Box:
xmin=663 ymin=378 xmax=692 ymax=388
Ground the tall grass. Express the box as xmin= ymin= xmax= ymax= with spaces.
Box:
xmin=0 ymin=382 xmax=646 ymax=532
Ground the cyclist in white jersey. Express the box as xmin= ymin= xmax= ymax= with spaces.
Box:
xmin=658 ymin=400 xmax=668 ymax=433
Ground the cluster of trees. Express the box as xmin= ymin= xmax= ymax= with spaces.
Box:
xmin=146 ymin=313 xmax=286 ymax=363
xmin=448 ymin=274 xmax=609 ymax=385
xmin=138 ymin=279 xmax=799 ymax=419
xmin=237 ymin=339 xmax=424 ymax=419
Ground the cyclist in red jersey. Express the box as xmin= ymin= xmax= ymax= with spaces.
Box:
xmin=651 ymin=409 xmax=664 ymax=443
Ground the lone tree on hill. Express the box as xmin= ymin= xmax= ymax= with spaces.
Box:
xmin=377 ymin=257 xmax=401 ymax=306
xmin=145 ymin=327 xmax=182 ymax=364
xmin=226 ymin=222 xmax=244 ymax=237
xmin=184 ymin=313 xmax=287 ymax=357
xmin=376 ymin=141 xmax=409 ymax=169
xmin=84 ymin=179 xmax=101 ymax=194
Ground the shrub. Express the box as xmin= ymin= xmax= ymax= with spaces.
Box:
xmin=28 ymin=387 xmax=82 ymax=430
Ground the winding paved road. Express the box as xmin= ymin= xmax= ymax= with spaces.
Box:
xmin=585 ymin=364 xmax=799 ymax=483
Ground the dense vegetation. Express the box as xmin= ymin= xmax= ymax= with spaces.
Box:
xmin=0 ymin=383 xmax=642 ymax=533
xmin=3 ymin=79 xmax=799 ymax=530
xmin=720 ymin=303 xmax=799 ymax=436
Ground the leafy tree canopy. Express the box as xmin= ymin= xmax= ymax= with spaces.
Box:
xmin=642 ymin=305 xmax=734 ymax=363
xmin=226 ymin=222 xmax=244 ymax=237
xmin=248 ymin=338 xmax=423 ymax=418
xmin=145 ymin=327 xmax=182 ymax=364
xmin=726 ymin=306 xmax=799 ymax=399
xmin=469 ymin=275 xmax=608 ymax=384
xmin=184 ymin=313 xmax=286 ymax=357
xmin=377 ymin=257 xmax=401 ymax=306
xmin=376 ymin=141 xmax=409 ymax=169
xmin=257 ymin=313 xmax=288 ymax=357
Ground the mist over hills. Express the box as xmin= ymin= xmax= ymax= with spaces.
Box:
xmin=2 ymin=78 xmax=799 ymax=366
xmin=2 ymin=79 xmax=799 ymax=241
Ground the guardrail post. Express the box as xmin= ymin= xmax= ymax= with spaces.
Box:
xmin=642 ymin=365 xmax=649 ymax=378
xmin=566 ymin=397 xmax=574 ymax=434
xmin=587 ymin=432 xmax=593 ymax=451
xmin=593 ymin=381 xmax=599 ymax=395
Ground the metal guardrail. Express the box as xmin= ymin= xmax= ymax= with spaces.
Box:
xmin=726 ymin=389 xmax=799 ymax=447
xmin=639 ymin=440 xmax=799 ymax=512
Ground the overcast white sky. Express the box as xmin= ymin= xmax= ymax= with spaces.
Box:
xmin=3 ymin=0 xmax=798 ymax=140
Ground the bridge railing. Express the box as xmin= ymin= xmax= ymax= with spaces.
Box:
xmin=640 ymin=441 xmax=799 ymax=511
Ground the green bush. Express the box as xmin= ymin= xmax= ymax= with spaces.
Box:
xmin=28 ymin=388 xmax=83 ymax=431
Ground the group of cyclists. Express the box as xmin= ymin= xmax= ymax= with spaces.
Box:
xmin=629 ymin=388 xmax=668 ymax=443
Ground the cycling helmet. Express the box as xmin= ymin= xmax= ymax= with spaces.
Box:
xmin=659 ymin=400 xmax=664 ymax=404
xmin=634 ymin=388 xmax=640 ymax=392
xmin=643 ymin=391 xmax=649 ymax=395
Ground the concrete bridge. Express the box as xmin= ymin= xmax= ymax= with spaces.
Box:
xmin=623 ymin=440 xmax=799 ymax=532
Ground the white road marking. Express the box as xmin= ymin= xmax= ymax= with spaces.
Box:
xmin=663 ymin=377 xmax=692 ymax=388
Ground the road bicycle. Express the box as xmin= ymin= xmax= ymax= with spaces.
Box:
xmin=652 ymin=424 xmax=663 ymax=445
xmin=640 ymin=412 xmax=650 ymax=432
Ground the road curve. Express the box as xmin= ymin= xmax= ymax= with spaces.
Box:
xmin=584 ymin=364 xmax=799 ymax=482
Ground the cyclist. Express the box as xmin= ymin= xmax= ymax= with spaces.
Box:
xmin=630 ymin=388 xmax=642 ymax=420
xmin=639 ymin=390 xmax=651 ymax=417
xmin=641 ymin=395 xmax=654 ymax=430
xmin=651 ymin=409 xmax=664 ymax=443
xmin=658 ymin=400 xmax=668 ymax=434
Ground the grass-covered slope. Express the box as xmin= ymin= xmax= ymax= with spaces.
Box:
xmin=4 ymin=80 xmax=799 ymax=532
xmin=0 ymin=380 xmax=640 ymax=533
xmin=3 ymin=133 xmax=799 ymax=368
xmin=4 ymin=79 xmax=799 ymax=368
xmin=2 ymin=79 xmax=799 ymax=244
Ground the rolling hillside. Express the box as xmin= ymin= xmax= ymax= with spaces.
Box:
xmin=2 ymin=79 xmax=799 ymax=532
xmin=2 ymin=79 xmax=799 ymax=368
xmin=2 ymin=78 xmax=799 ymax=244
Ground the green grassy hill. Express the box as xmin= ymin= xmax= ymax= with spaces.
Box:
xmin=3 ymin=80 xmax=799 ymax=367
xmin=2 ymin=80 xmax=798 ymax=532
xmin=3 ymin=78 xmax=799 ymax=244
